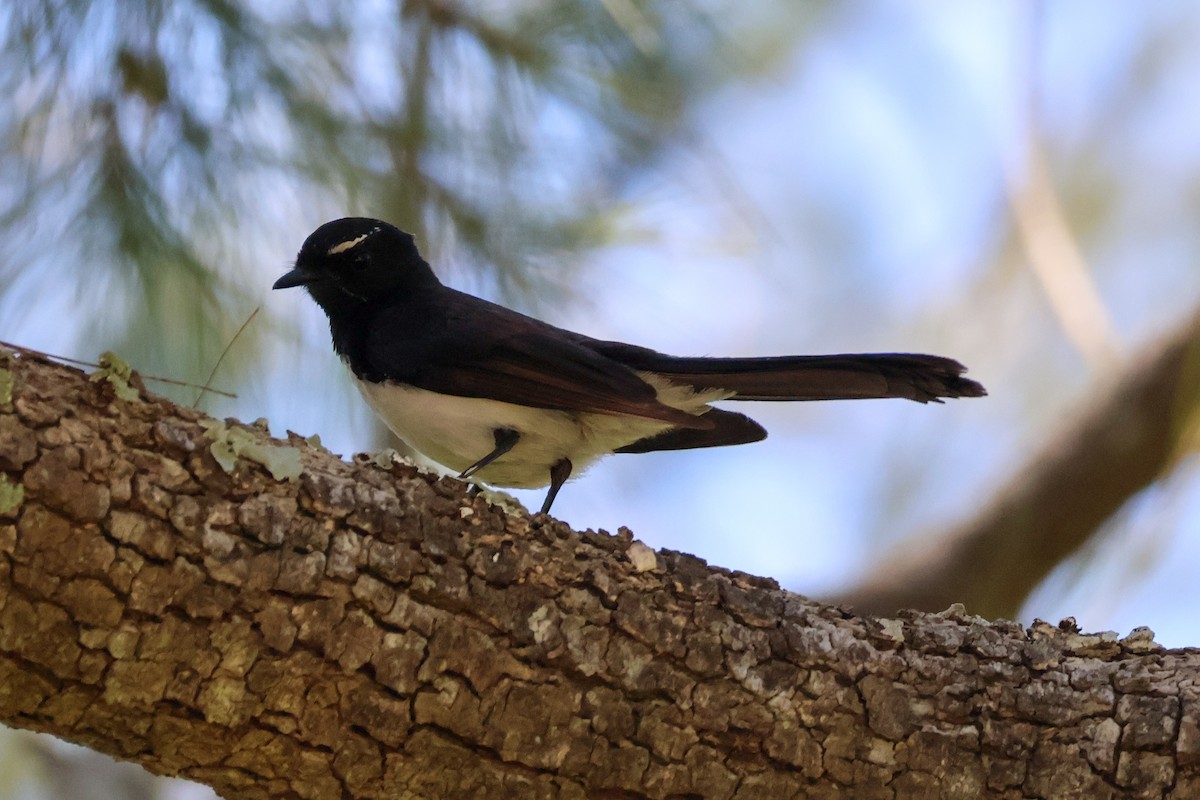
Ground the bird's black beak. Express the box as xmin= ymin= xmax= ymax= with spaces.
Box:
xmin=273 ymin=267 xmax=313 ymax=290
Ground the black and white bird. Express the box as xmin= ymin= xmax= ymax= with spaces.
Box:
xmin=274 ymin=218 xmax=985 ymax=515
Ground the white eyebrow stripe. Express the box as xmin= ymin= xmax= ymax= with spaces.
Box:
xmin=327 ymin=229 xmax=378 ymax=256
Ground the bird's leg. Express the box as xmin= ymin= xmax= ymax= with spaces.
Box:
xmin=459 ymin=428 xmax=520 ymax=479
xmin=540 ymin=457 xmax=573 ymax=515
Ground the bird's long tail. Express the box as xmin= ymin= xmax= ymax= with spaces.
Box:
xmin=613 ymin=352 xmax=986 ymax=404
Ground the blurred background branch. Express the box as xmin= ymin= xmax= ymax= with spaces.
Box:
xmin=1006 ymin=4 xmax=1119 ymax=373
xmin=1007 ymin=132 xmax=1121 ymax=373
xmin=830 ymin=306 xmax=1200 ymax=618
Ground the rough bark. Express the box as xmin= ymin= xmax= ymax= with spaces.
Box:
xmin=2 ymin=348 xmax=1200 ymax=800
xmin=833 ymin=307 xmax=1200 ymax=618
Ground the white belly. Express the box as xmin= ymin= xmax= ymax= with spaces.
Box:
xmin=353 ymin=373 xmax=728 ymax=489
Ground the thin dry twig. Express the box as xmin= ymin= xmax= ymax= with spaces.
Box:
xmin=193 ymin=306 xmax=260 ymax=407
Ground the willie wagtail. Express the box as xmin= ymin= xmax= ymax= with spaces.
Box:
xmin=274 ymin=218 xmax=986 ymax=514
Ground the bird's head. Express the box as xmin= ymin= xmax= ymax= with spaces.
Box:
xmin=273 ymin=218 xmax=438 ymax=315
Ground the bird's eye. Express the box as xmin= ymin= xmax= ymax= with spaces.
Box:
xmin=349 ymin=252 xmax=371 ymax=270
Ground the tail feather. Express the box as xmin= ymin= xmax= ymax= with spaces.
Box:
xmin=604 ymin=350 xmax=986 ymax=404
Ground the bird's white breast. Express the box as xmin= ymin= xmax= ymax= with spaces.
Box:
xmin=353 ymin=372 xmax=729 ymax=489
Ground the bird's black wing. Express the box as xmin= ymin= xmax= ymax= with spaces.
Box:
xmin=360 ymin=288 xmax=712 ymax=429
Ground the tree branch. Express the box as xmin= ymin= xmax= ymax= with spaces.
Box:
xmin=2 ymin=348 xmax=1200 ymax=798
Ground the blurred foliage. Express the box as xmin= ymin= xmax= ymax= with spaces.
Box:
xmin=0 ymin=0 xmax=823 ymax=391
